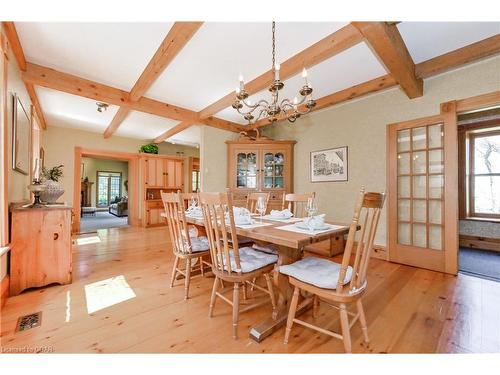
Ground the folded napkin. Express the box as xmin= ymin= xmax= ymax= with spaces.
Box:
xmin=229 ymin=207 xmax=252 ymax=225
xmin=300 ymin=214 xmax=326 ymax=230
xmin=186 ymin=207 xmax=203 ymax=217
xmin=269 ymin=208 xmax=293 ymax=219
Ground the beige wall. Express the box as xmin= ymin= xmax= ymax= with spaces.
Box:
xmin=81 ymin=157 xmax=129 ymax=207
xmin=42 ymin=125 xmax=201 ymax=207
xmin=41 ymin=125 xmax=145 ymax=206
xmin=262 ymin=56 xmax=500 ymax=246
xmin=6 ymin=32 xmax=33 ymax=204
xmin=200 ymin=125 xmax=238 ymax=192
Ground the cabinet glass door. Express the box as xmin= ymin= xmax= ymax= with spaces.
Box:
xmin=263 ymin=152 xmax=285 ymax=189
xmin=236 ymin=152 xmax=257 ymax=188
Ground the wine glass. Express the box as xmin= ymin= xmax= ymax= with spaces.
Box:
xmin=256 ymin=196 xmax=266 ymax=223
xmin=189 ymin=196 xmax=197 ymax=210
xmin=305 ymin=197 xmax=317 ymax=233
xmin=305 ymin=197 xmax=317 ymax=218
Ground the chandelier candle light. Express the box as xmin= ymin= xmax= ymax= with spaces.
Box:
xmin=233 ymin=21 xmax=316 ymax=125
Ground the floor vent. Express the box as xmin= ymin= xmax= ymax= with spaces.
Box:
xmin=16 ymin=312 xmax=42 ymax=332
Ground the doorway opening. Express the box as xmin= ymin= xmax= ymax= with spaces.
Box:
xmin=80 ymin=156 xmax=130 ymax=232
xmin=73 ymin=148 xmax=139 ymax=234
xmin=457 ymin=106 xmax=500 ymax=282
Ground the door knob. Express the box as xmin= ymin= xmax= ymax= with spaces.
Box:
xmin=53 ymin=233 xmax=59 ymax=241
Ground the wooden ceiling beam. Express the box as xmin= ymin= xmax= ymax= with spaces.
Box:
xmin=23 ymin=62 xmax=243 ymax=132
xmin=2 ymin=22 xmax=47 ymax=129
xmin=153 ymin=121 xmax=195 ymax=143
xmin=249 ymin=74 xmax=397 ymax=129
xmin=250 ymin=34 xmax=500 ymax=131
xmin=198 ymin=24 xmax=363 ymax=120
xmin=416 ymin=34 xmax=500 ymax=79
xmin=104 ymin=22 xmax=203 ymax=138
xmin=352 ymin=22 xmax=423 ymax=99
xmin=129 ymin=22 xmax=203 ymax=101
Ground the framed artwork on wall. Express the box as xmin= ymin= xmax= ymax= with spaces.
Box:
xmin=310 ymin=146 xmax=348 ymax=182
xmin=39 ymin=147 xmax=45 ymax=169
xmin=12 ymin=93 xmax=31 ymax=175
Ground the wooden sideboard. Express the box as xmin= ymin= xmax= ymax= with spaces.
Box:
xmin=227 ymin=139 xmax=295 ymax=212
xmin=140 ymin=154 xmax=184 ymax=227
xmin=10 ymin=205 xmax=72 ymax=295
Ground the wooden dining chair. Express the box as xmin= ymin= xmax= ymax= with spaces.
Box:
xmin=161 ymin=191 xmax=211 ymax=300
xmin=198 ymin=191 xmax=278 ymax=339
xmin=246 ymin=192 xmax=270 ymax=214
xmin=180 ymin=192 xmax=198 ymax=209
xmin=282 ymin=192 xmax=316 ymax=217
xmin=280 ymin=188 xmax=386 ymax=352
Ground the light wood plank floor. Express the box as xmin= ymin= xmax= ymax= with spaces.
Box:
xmin=1 ymin=226 xmax=499 ymax=353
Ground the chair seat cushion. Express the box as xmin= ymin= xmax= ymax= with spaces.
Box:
xmin=190 ymin=236 xmax=210 ymax=252
xmin=227 ymin=236 xmax=254 ymax=245
xmin=279 ymin=257 xmax=353 ymax=289
xmin=222 ymin=247 xmax=278 ymax=273
xmin=252 ymin=243 xmax=278 ymax=255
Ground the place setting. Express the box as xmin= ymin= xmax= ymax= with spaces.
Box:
xmin=276 ymin=197 xmax=347 ymax=235
xmin=229 ymin=206 xmax=273 ymax=229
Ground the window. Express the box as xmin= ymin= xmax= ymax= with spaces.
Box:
xmin=97 ymin=171 xmax=122 ymax=207
xmin=191 ymin=170 xmax=200 ymax=192
xmin=469 ymin=130 xmax=500 ymax=219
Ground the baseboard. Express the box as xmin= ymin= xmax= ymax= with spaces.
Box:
xmin=460 ymin=234 xmax=500 ymax=253
xmin=1 ymin=275 xmax=9 ymax=308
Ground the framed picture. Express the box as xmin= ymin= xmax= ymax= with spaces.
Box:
xmin=12 ymin=94 xmax=31 ymax=175
xmin=310 ymin=146 xmax=348 ymax=182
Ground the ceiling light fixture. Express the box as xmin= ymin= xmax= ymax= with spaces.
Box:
xmin=96 ymin=102 xmax=109 ymax=113
xmin=233 ymin=21 xmax=316 ymax=125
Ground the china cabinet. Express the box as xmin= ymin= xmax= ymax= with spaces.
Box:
xmin=227 ymin=139 xmax=295 ymax=211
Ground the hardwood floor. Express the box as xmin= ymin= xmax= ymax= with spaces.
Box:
xmin=0 ymin=226 xmax=499 ymax=353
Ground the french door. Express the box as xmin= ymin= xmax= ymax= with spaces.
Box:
xmin=387 ymin=107 xmax=458 ymax=274
xmin=97 ymin=171 xmax=122 ymax=207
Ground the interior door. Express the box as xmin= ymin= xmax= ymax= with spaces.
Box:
xmin=387 ymin=109 xmax=458 ymax=274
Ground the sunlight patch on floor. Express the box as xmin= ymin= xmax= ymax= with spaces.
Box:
xmin=76 ymin=235 xmax=101 ymax=245
xmin=84 ymin=275 xmax=136 ymax=314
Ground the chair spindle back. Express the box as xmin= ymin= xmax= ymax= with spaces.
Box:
xmin=282 ymin=192 xmax=316 ymax=218
xmin=199 ymin=192 xmax=241 ymax=275
xmin=335 ymin=188 xmax=386 ymax=293
xmin=246 ymin=192 xmax=270 ymax=214
xmin=161 ymin=191 xmax=193 ymax=255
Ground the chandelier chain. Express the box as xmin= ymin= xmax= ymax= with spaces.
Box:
xmin=272 ymin=21 xmax=276 ymax=72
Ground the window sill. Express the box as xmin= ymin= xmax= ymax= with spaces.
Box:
xmin=463 ymin=217 xmax=500 ymax=224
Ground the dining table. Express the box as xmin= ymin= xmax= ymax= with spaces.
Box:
xmin=165 ymin=210 xmax=353 ymax=342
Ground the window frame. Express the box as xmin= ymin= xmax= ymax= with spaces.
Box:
xmin=468 ymin=128 xmax=500 ymax=220
xmin=96 ymin=170 xmax=122 ymax=208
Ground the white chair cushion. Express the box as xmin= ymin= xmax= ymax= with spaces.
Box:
xmin=252 ymin=243 xmax=278 ymax=255
xmin=222 ymin=247 xmax=278 ymax=273
xmin=227 ymin=236 xmax=254 ymax=245
xmin=190 ymin=236 xmax=210 ymax=252
xmin=279 ymin=257 xmax=353 ymax=289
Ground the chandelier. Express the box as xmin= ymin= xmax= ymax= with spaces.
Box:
xmin=232 ymin=22 xmax=316 ymax=125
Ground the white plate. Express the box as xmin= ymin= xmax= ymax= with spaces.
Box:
xmin=266 ymin=215 xmax=293 ymax=221
xmin=295 ymin=221 xmax=331 ymax=231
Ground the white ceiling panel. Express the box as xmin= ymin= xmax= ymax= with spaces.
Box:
xmin=215 ymin=42 xmax=387 ymax=124
xmin=166 ymin=125 xmax=202 ymax=147
xmin=36 ymin=86 xmax=119 ymax=132
xmin=398 ymin=22 xmax=500 ymax=63
xmin=115 ymin=111 xmax=181 ymax=141
xmin=145 ymin=22 xmax=347 ymax=111
xmin=16 ymin=22 xmax=173 ymax=91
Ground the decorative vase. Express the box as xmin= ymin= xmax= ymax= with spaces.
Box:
xmin=40 ymin=180 xmax=65 ymax=204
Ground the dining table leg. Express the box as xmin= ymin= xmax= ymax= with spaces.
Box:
xmin=249 ymin=244 xmax=313 ymax=343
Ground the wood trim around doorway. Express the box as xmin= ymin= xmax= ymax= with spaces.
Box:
xmin=73 ymin=147 xmax=140 ymax=233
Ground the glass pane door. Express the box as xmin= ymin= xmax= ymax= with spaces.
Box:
xmin=263 ymin=152 xmax=284 ymax=189
xmin=236 ymin=152 xmax=257 ymax=188
xmin=396 ymin=123 xmax=444 ymax=250
xmin=97 ymin=171 xmax=122 ymax=207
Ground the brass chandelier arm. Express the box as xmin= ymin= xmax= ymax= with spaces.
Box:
xmin=233 ymin=21 xmax=315 ymax=125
